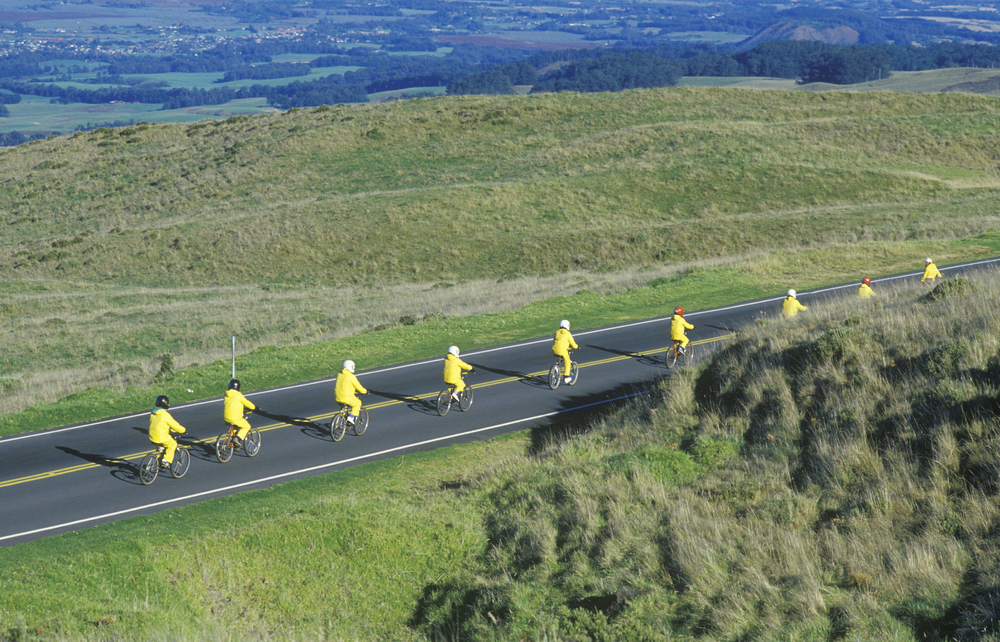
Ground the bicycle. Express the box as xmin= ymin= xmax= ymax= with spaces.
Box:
xmin=665 ymin=340 xmax=693 ymax=369
xmin=139 ymin=442 xmax=190 ymax=485
xmin=548 ymin=351 xmax=579 ymax=389
xmin=215 ymin=414 xmax=261 ymax=463
xmin=436 ymin=371 xmax=474 ymax=416
xmin=330 ymin=401 xmax=369 ymax=442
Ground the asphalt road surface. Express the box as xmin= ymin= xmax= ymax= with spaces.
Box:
xmin=2 ymin=257 xmax=998 ymax=546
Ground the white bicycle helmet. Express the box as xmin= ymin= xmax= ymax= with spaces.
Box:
xmin=448 ymin=345 xmax=460 ymax=357
xmin=787 ymin=289 xmax=796 ymax=298
xmin=925 ymin=257 xmax=933 ymax=264
xmin=343 ymin=359 xmax=355 ymax=373
xmin=559 ymin=319 xmax=570 ymax=330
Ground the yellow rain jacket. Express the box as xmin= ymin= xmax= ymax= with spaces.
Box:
xmin=782 ymin=296 xmax=807 ymax=318
xmin=858 ymin=283 xmax=875 ymax=300
xmin=149 ymin=407 xmax=185 ymax=464
xmin=335 ymin=367 xmax=367 ymax=415
xmin=670 ymin=313 xmax=695 ymax=348
xmin=224 ymin=388 xmax=256 ymax=439
xmin=443 ymin=352 xmax=473 ymax=392
xmin=921 ymin=262 xmax=943 ymax=283
xmin=551 ymin=327 xmax=579 ymax=373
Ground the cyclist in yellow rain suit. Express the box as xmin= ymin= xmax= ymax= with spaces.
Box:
xmin=858 ymin=277 xmax=875 ymax=300
xmin=670 ymin=306 xmax=695 ymax=353
xmin=443 ymin=346 xmax=473 ymax=400
xmin=782 ymin=289 xmax=807 ymax=318
xmin=552 ymin=319 xmax=579 ymax=384
xmin=149 ymin=395 xmax=186 ymax=465
xmin=921 ymin=258 xmax=944 ymax=284
xmin=335 ymin=359 xmax=367 ymax=425
xmin=224 ymin=378 xmax=256 ymax=448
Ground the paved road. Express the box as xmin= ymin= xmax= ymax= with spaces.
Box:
xmin=2 ymin=257 xmax=997 ymax=546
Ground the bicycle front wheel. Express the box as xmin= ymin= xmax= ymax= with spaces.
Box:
xmin=215 ymin=432 xmax=234 ymax=463
xmin=436 ymin=390 xmax=451 ymax=416
xmin=568 ymin=361 xmax=579 ymax=386
xmin=244 ymin=427 xmax=261 ymax=457
xmin=139 ymin=454 xmax=159 ymax=485
xmin=548 ymin=364 xmax=561 ymax=389
xmin=354 ymin=408 xmax=369 ymax=436
xmin=682 ymin=345 xmax=694 ymax=366
xmin=170 ymin=448 xmax=191 ymax=478
xmin=331 ymin=414 xmax=347 ymax=442
xmin=459 ymin=385 xmax=474 ymax=412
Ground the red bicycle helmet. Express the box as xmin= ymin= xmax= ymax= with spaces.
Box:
xmin=862 ymin=277 xmax=871 ymax=285
xmin=674 ymin=306 xmax=684 ymax=316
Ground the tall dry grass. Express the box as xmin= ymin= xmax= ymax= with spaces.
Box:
xmin=411 ymin=272 xmax=1000 ymax=641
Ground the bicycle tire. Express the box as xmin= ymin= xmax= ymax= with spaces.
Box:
xmin=171 ymin=448 xmax=190 ymax=478
xmin=353 ymin=408 xmax=369 ymax=436
xmin=331 ymin=414 xmax=347 ymax=442
xmin=682 ymin=345 xmax=694 ymax=366
xmin=568 ymin=361 xmax=579 ymax=386
xmin=215 ymin=432 xmax=234 ymax=463
xmin=459 ymin=385 xmax=474 ymax=411
xmin=436 ymin=390 xmax=451 ymax=416
xmin=666 ymin=345 xmax=678 ymax=369
xmin=139 ymin=454 xmax=159 ymax=485
xmin=548 ymin=364 xmax=561 ymax=390
xmin=244 ymin=427 xmax=261 ymax=457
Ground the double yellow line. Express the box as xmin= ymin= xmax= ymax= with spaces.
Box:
xmin=0 ymin=336 xmax=728 ymax=490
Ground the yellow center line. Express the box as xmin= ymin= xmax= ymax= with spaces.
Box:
xmin=0 ymin=334 xmax=732 ymax=489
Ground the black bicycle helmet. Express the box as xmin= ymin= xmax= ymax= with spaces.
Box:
xmin=155 ymin=395 xmax=169 ymax=410
xmin=227 ymin=378 xmax=240 ymax=391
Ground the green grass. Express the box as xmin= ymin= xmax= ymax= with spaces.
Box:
xmin=2 ymin=86 xmax=1000 ymax=429
xmin=6 ymin=86 xmax=1000 ymax=640
xmin=7 ymin=274 xmax=1000 ymax=641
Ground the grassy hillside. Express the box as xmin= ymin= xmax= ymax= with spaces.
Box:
xmin=5 ymin=273 xmax=1000 ymax=641
xmin=2 ymin=87 xmax=1000 ymax=422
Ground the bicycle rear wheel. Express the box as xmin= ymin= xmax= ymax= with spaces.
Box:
xmin=139 ymin=454 xmax=159 ymax=485
xmin=459 ymin=385 xmax=474 ymax=411
xmin=665 ymin=345 xmax=678 ymax=369
xmin=215 ymin=432 xmax=234 ymax=463
xmin=548 ymin=364 xmax=561 ymax=389
xmin=331 ymin=414 xmax=347 ymax=442
xmin=353 ymin=408 xmax=369 ymax=436
xmin=170 ymin=448 xmax=190 ymax=478
xmin=436 ymin=390 xmax=451 ymax=416
xmin=567 ymin=361 xmax=579 ymax=386
xmin=244 ymin=427 xmax=261 ymax=457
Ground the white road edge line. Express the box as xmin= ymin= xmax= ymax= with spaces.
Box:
xmin=4 ymin=257 xmax=998 ymax=445
xmin=0 ymin=391 xmax=647 ymax=543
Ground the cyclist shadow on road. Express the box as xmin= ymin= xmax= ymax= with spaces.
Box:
xmin=255 ymin=409 xmax=329 ymax=442
xmin=366 ymin=388 xmax=438 ymax=416
xmin=56 ymin=445 xmax=139 ymax=483
xmin=128 ymin=426 xmax=215 ymax=462
xmin=468 ymin=362 xmax=549 ymax=389
xmin=585 ymin=343 xmax=662 ymax=368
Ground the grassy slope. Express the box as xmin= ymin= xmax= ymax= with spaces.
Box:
xmin=6 ymin=275 xmax=1000 ymax=641
xmin=2 ymin=87 xmax=1000 ymax=425
xmin=5 ymin=87 xmax=1000 ymax=640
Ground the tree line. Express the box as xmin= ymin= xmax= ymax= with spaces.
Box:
xmin=447 ymin=41 xmax=1000 ymax=95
